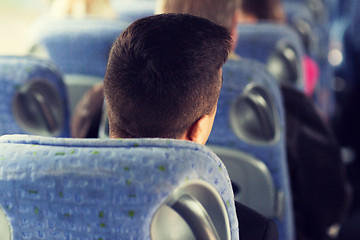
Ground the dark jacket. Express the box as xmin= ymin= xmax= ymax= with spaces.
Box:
xmin=282 ymin=85 xmax=350 ymax=240
xmin=235 ymin=201 xmax=279 ymax=240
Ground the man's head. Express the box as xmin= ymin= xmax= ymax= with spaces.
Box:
xmin=156 ymin=0 xmax=239 ymax=50
xmin=104 ymin=14 xmax=232 ymax=144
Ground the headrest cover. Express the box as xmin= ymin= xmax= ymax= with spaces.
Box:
xmin=230 ymin=84 xmax=279 ymax=144
xmin=12 ymin=79 xmax=65 ymax=136
xmin=0 ymin=56 xmax=70 ymax=137
xmin=0 ymin=135 xmax=238 ymax=240
xmin=267 ymin=41 xmax=300 ymax=87
xmin=27 ymin=17 xmax=128 ymax=76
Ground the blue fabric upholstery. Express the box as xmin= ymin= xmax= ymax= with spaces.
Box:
xmin=283 ymin=0 xmax=334 ymax=119
xmin=208 ymin=59 xmax=295 ymax=240
xmin=283 ymin=0 xmax=330 ymax=26
xmin=27 ymin=17 xmax=129 ymax=113
xmin=27 ymin=16 xmax=128 ymax=77
xmin=0 ymin=56 xmax=70 ymax=137
xmin=0 ymin=135 xmax=238 ymax=239
xmin=284 ymin=1 xmax=335 ymax=119
xmin=111 ymin=0 xmax=156 ymax=22
xmin=283 ymin=1 xmax=318 ymax=56
xmin=235 ymin=23 xmax=305 ymax=91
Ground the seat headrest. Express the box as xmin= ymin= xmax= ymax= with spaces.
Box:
xmin=307 ymin=0 xmax=327 ymax=23
xmin=12 ymin=79 xmax=65 ymax=136
xmin=0 ymin=56 xmax=70 ymax=137
xmin=293 ymin=18 xmax=314 ymax=52
xmin=230 ymin=84 xmax=279 ymax=144
xmin=0 ymin=135 xmax=239 ymax=240
xmin=267 ymin=42 xmax=300 ymax=87
xmin=151 ymin=180 xmax=230 ymax=240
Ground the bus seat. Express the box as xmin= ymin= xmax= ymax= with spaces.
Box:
xmin=283 ymin=1 xmax=319 ymax=57
xmin=27 ymin=16 xmax=128 ymax=114
xmin=111 ymin=0 xmax=156 ymax=22
xmin=283 ymin=0 xmax=329 ymax=26
xmin=235 ymin=23 xmax=305 ymax=91
xmin=331 ymin=0 xmax=359 ymax=114
xmin=0 ymin=135 xmax=238 ymax=240
xmin=207 ymin=59 xmax=295 ymax=240
xmin=0 ymin=56 xmax=70 ymax=137
xmin=284 ymin=1 xmax=336 ymax=118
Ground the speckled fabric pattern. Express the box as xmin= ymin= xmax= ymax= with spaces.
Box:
xmin=235 ymin=23 xmax=305 ymax=91
xmin=0 ymin=135 xmax=239 ymax=240
xmin=0 ymin=56 xmax=70 ymax=137
xmin=208 ymin=59 xmax=295 ymax=240
xmin=27 ymin=16 xmax=129 ymax=77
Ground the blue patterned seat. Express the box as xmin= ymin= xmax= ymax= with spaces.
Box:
xmin=111 ymin=0 xmax=156 ymax=22
xmin=283 ymin=0 xmax=330 ymax=26
xmin=283 ymin=1 xmax=336 ymax=119
xmin=27 ymin=16 xmax=129 ymax=113
xmin=235 ymin=23 xmax=305 ymax=91
xmin=283 ymin=1 xmax=319 ymax=57
xmin=207 ymin=59 xmax=295 ymax=240
xmin=0 ymin=56 xmax=70 ymax=137
xmin=0 ymin=134 xmax=238 ymax=240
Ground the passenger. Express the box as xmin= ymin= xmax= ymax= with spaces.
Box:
xmin=156 ymin=0 xmax=240 ymax=54
xmin=237 ymin=0 xmax=285 ymax=24
xmin=104 ymin=13 xmax=278 ymax=240
xmin=71 ymin=0 xmax=242 ymax=137
xmin=48 ymin=0 xmax=116 ymax=19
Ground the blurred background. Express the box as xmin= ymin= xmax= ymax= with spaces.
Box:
xmin=0 ymin=0 xmax=48 ymax=54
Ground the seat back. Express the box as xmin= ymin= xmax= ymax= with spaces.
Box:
xmin=283 ymin=0 xmax=329 ymax=25
xmin=284 ymin=1 xmax=336 ymax=118
xmin=111 ymin=0 xmax=156 ymax=22
xmin=27 ymin=16 xmax=128 ymax=114
xmin=0 ymin=134 xmax=238 ymax=240
xmin=235 ymin=23 xmax=305 ymax=91
xmin=0 ymin=56 xmax=70 ymax=137
xmin=283 ymin=1 xmax=319 ymax=57
xmin=207 ymin=59 xmax=295 ymax=240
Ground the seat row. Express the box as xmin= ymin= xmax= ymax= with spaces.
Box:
xmin=0 ymin=49 xmax=295 ymax=240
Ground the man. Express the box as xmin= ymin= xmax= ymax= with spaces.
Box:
xmin=71 ymin=0 xmax=241 ymax=137
xmin=104 ymin=13 xmax=229 ymax=144
xmin=102 ymin=13 xmax=279 ymax=240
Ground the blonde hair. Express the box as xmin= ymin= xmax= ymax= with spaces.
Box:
xmin=156 ymin=0 xmax=239 ymax=30
xmin=49 ymin=0 xmax=116 ymax=19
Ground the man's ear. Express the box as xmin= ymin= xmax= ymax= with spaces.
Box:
xmin=186 ymin=116 xmax=209 ymax=145
xmin=185 ymin=114 xmax=214 ymax=145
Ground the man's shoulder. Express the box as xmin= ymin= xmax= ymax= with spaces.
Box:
xmin=235 ymin=201 xmax=279 ymax=240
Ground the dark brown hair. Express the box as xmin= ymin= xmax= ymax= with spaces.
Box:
xmin=240 ymin=0 xmax=285 ymax=23
xmin=104 ymin=14 xmax=232 ymax=138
